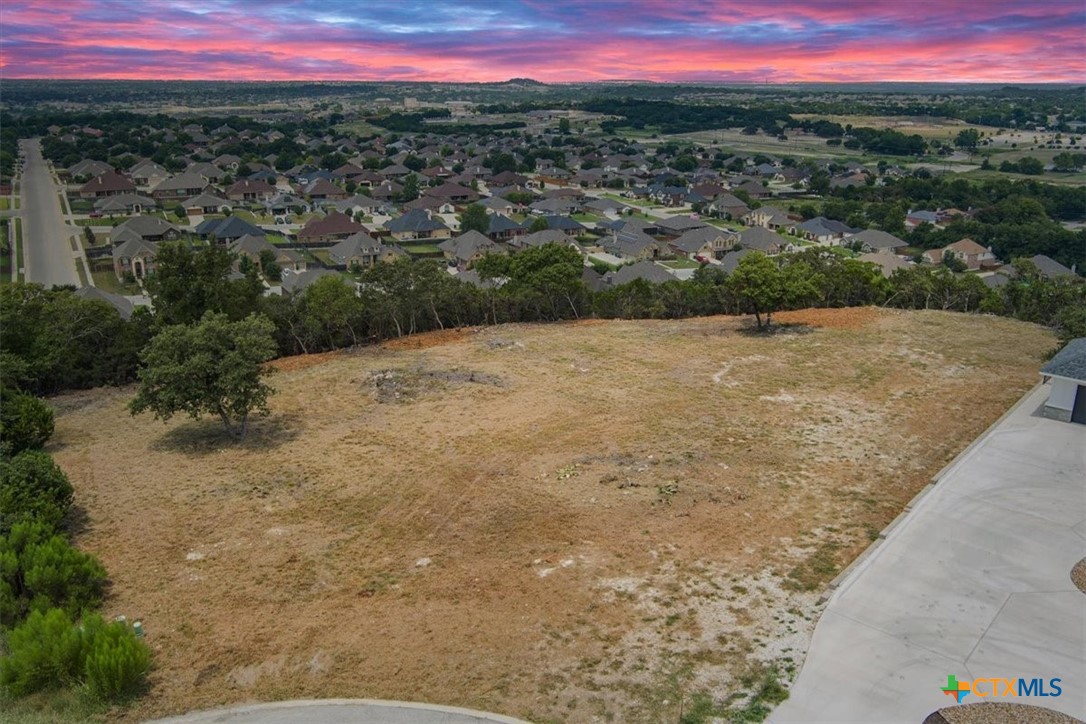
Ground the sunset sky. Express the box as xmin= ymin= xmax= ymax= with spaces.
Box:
xmin=1 ymin=0 xmax=1083 ymax=83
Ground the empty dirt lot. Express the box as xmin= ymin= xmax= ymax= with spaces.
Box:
xmin=48 ymin=308 xmax=1053 ymax=723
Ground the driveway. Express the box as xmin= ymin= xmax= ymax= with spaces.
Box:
xmin=17 ymin=138 xmax=82 ymax=288
xmin=146 ymin=699 xmax=529 ymax=723
xmin=771 ymin=383 xmax=1085 ymax=723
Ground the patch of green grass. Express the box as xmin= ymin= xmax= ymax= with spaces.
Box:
xmin=13 ymin=217 xmax=23 ymax=280
xmin=0 ymin=687 xmax=114 ymax=724
xmin=0 ymin=197 xmax=9 ymax=211
xmin=784 ymin=541 xmax=840 ymax=591
xmin=90 ymin=270 xmax=140 ymax=295
xmin=660 ymin=259 xmax=702 ymax=269
xmin=401 ymin=243 xmax=443 ymax=255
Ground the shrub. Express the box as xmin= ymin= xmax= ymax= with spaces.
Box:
xmin=0 ymin=607 xmax=86 ymax=696
xmin=0 ymin=388 xmax=54 ymax=456
xmin=0 ymin=451 xmax=74 ymax=534
xmin=0 ymin=609 xmax=151 ymax=702
xmin=82 ymin=615 xmax=152 ymax=701
xmin=0 ymin=522 xmax=107 ymax=628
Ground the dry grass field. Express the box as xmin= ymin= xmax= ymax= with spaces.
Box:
xmin=47 ymin=308 xmax=1053 ymax=723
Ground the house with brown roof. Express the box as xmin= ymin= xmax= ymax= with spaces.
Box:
xmin=743 ymin=205 xmax=799 ymax=230
xmin=112 ymin=237 xmax=158 ymax=280
xmin=79 ymin=172 xmax=137 ymax=198
xmin=439 ymin=230 xmax=505 ymax=269
xmin=940 ymin=238 xmax=998 ymax=270
xmin=425 ymin=182 xmax=480 ymax=205
xmin=296 ymin=211 xmax=365 ymax=245
xmin=226 ymin=179 xmax=276 ymax=202
xmin=303 ymin=178 xmax=349 ymax=201
xmin=152 ymin=173 xmax=214 ymax=200
xmin=669 ymin=226 xmax=739 ymax=260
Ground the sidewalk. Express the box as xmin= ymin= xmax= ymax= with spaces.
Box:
xmin=771 ymin=383 xmax=1086 ymax=723
xmin=147 ymin=698 xmax=530 ymax=723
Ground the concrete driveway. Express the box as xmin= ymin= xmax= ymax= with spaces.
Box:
xmin=146 ymin=699 xmax=529 ymax=723
xmin=771 ymin=383 xmax=1085 ymax=723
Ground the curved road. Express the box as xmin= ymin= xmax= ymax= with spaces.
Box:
xmin=146 ymin=699 xmax=530 ymax=724
xmin=17 ymin=138 xmax=82 ymax=288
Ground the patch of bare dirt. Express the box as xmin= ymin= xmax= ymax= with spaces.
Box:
xmin=47 ymin=308 xmax=1053 ymax=723
xmin=380 ymin=327 xmax=479 ymax=350
xmin=1073 ymin=558 xmax=1086 ymax=595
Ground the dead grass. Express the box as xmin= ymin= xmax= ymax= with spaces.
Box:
xmin=46 ymin=308 xmax=1053 ymax=723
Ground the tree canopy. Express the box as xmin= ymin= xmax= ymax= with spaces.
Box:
xmin=129 ymin=312 xmax=278 ymax=439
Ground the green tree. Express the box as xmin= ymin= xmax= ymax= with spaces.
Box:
xmin=954 ymin=128 xmax=981 ymax=150
xmin=258 ymin=249 xmax=282 ymax=282
xmin=0 ymin=521 xmax=107 ymax=628
xmin=728 ymin=252 xmax=817 ymax=330
xmin=0 ymin=388 xmax=54 ymax=456
xmin=399 ymin=173 xmax=420 ymax=202
xmin=0 ymin=452 xmax=73 ymax=535
xmin=558 ymin=118 xmax=571 ymax=134
xmin=458 ymin=204 xmax=490 ymax=235
xmin=129 ymin=312 xmax=278 ymax=440
xmin=301 ymin=275 xmax=363 ymax=347
xmin=1016 ymin=157 xmax=1045 ymax=175
xmin=527 ymin=215 xmax=549 ymax=233
xmin=145 ymin=242 xmax=261 ymax=325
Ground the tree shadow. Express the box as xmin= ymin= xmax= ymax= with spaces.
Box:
xmin=736 ymin=321 xmax=815 ymax=337
xmin=149 ymin=412 xmax=303 ymax=456
xmin=65 ymin=502 xmax=93 ymax=537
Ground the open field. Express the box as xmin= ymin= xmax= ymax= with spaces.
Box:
xmin=48 ymin=308 xmax=1052 ymax=723
xmin=790 ymin=114 xmax=1005 ymax=142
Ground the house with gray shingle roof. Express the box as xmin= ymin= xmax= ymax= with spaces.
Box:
xmin=669 ymin=226 xmax=739 ymax=260
xmin=384 ymin=209 xmax=451 ymax=242
xmin=109 ymin=215 xmax=181 ymax=245
xmin=439 ymin=230 xmax=505 ymax=269
xmin=603 ymin=260 xmax=676 ymax=286
xmin=74 ymin=286 xmax=135 ymax=320
xmin=1040 ymin=338 xmax=1086 ymax=423
xmin=112 ymin=237 xmax=158 ymax=280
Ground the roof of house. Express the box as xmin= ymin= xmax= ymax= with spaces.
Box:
xmin=280 ymin=268 xmax=338 ymax=294
xmin=945 ymin=238 xmax=989 ymax=255
xmin=69 ymin=159 xmax=114 ymax=177
xmin=303 ymin=178 xmax=343 ymax=196
xmin=1029 ymin=254 xmax=1076 ymax=278
xmin=518 ymin=229 xmax=570 ymax=247
xmin=425 ymin=182 xmax=478 ymax=199
xmin=111 ymin=214 xmax=179 ymax=240
xmin=795 ymin=216 xmax=855 ymax=237
xmin=182 ymin=192 xmax=232 ymax=209
xmin=74 ymin=286 xmax=134 ymax=320
xmin=605 ymin=260 xmax=675 ymax=285
xmin=439 ymin=230 xmax=498 ymax=262
xmin=94 ymin=193 xmax=155 ymax=212
xmin=671 ymin=226 xmax=737 ymax=254
xmin=228 ymin=234 xmax=275 ymax=257
xmin=228 ymin=179 xmax=276 ymax=196
xmin=195 ymin=215 xmax=266 ymax=239
xmin=850 ymin=229 xmax=907 ymax=250
xmin=298 ymin=211 xmax=364 ymax=239
xmin=329 ymin=233 xmax=383 ymax=264
xmin=385 ymin=208 xmax=449 ymax=234
xmin=1040 ymin=338 xmax=1086 ymax=382
xmin=153 ymin=173 xmax=212 ymax=192
xmin=656 ymin=215 xmax=708 ymax=234
xmin=858 ymin=252 xmax=912 ymax=278
xmin=737 ymin=226 xmax=785 ymax=252
xmin=720 ymin=248 xmax=754 ymax=273
xmin=80 ymin=172 xmax=136 ymax=194
xmin=112 ymin=236 xmax=158 ymax=260
xmin=487 ymin=214 xmax=521 ymax=235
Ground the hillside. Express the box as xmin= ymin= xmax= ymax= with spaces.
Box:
xmin=48 ymin=308 xmax=1054 ymax=723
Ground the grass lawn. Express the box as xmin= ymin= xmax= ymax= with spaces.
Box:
xmin=49 ymin=309 xmax=1052 ymax=723
xmin=13 ymin=218 xmax=23 ymax=280
xmin=571 ymin=213 xmax=603 ymax=224
xmin=660 ymin=258 xmax=702 ymax=269
xmin=401 ymin=243 xmax=443 ymax=255
xmin=0 ymin=197 xmax=9 ymax=211
xmin=310 ymin=249 xmax=334 ymax=267
xmin=90 ymin=269 xmax=140 ymax=295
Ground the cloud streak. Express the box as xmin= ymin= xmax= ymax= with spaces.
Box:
xmin=0 ymin=0 xmax=1082 ymax=83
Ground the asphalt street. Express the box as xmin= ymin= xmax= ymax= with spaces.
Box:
xmin=17 ymin=138 xmax=81 ymax=288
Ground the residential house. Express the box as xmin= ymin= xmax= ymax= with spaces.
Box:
xmin=302 ymin=178 xmax=348 ymax=201
xmin=112 ymin=237 xmax=157 ymax=280
xmin=93 ymin=193 xmax=156 ymax=215
xmin=655 ymin=215 xmax=708 ymax=238
xmin=68 ymin=159 xmax=114 ymax=180
xmin=439 ymin=230 xmax=505 ymax=269
xmin=152 ymin=173 xmax=214 ymax=200
xmin=720 ymin=248 xmax=754 ymax=273
xmin=229 ymin=234 xmax=306 ymax=273
xmin=737 ymin=227 xmax=786 ymax=255
xmin=706 ymin=193 xmax=751 ymax=221
xmin=1028 ymin=254 xmax=1078 ymax=279
xmin=226 ymin=179 xmax=276 ymax=202
xmin=940 ymin=238 xmax=998 ymax=270
xmin=80 ymin=172 xmax=137 ymax=199
xmin=195 ymin=215 xmax=266 ymax=244
xmin=128 ymin=160 xmax=170 ymax=190
xmin=74 ymin=286 xmax=134 ymax=320
xmin=182 ymin=193 xmax=233 ymax=217
xmin=604 ymin=229 xmax=669 ymax=261
xmin=109 ymin=215 xmax=181 ymax=245
xmin=425 ymin=182 xmax=480 ymax=205
xmin=733 ymin=179 xmax=771 ymax=200
xmin=859 ymin=252 xmax=912 ymax=278
xmin=280 ymin=268 xmax=338 ymax=294
xmin=328 ymin=233 xmax=402 ymax=269
xmin=384 ymin=209 xmax=451 ymax=242
xmin=849 ymin=229 xmax=909 ymax=255
xmin=791 ymin=217 xmax=856 ymax=246
xmin=297 ymin=211 xmax=365 ymax=245
xmin=486 ymin=213 xmax=523 ymax=242
xmin=603 ymin=260 xmax=675 ymax=286
xmin=669 ymin=226 xmax=738 ymax=260
xmin=743 ymin=205 xmax=798 ymax=230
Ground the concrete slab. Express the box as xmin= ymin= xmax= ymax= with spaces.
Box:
xmin=771 ymin=384 xmax=1086 ymax=723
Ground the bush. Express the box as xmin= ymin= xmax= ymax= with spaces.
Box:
xmin=0 ymin=451 xmax=74 ymax=534
xmin=0 ymin=522 xmax=107 ymax=628
xmin=0 ymin=609 xmax=151 ymax=702
xmin=0 ymin=388 xmax=54 ymax=456
xmin=82 ymin=615 xmax=152 ymax=701
xmin=0 ymin=608 xmax=86 ymax=696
